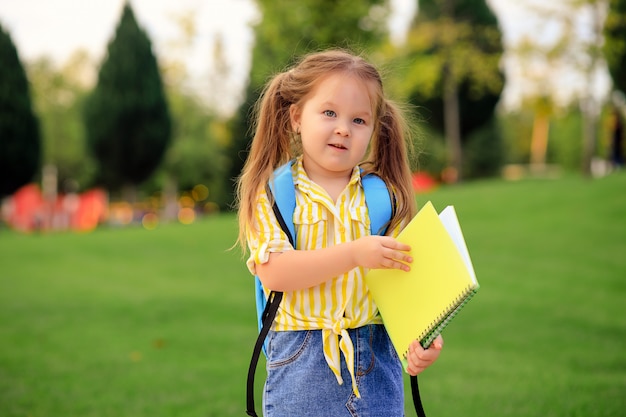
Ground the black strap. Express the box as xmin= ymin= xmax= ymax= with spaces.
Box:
xmin=246 ymin=189 xmax=292 ymax=416
xmin=246 ymin=290 xmax=283 ymax=416
xmin=411 ymin=375 xmax=426 ymax=417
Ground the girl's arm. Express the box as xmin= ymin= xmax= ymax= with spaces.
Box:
xmin=256 ymin=235 xmax=412 ymax=292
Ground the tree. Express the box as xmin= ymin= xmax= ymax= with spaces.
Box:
xmin=158 ymin=87 xmax=230 ymax=209
xmin=84 ymin=3 xmax=171 ymax=195
xmin=577 ymin=0 xmax=607 ymax=176
xmin=28 ymin=52 xmax=96 ymax=192
xmin=505 ymin=1 xmax=609 ymax=174
xmin=392 ymin=0 xmax=504 ymax=180
xmin=226 ymin=0 xmax=390 ymax=205
xmin=0 ymin=23 xmax=41 ymax=198
xmin=153 ymin=11 xmax=232 ymax=210
xmin=604 ymin=0 xmax=626 ymax=95
xmin=507 ymin=33 xmax=561 ymax=172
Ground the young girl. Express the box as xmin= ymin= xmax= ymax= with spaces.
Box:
xmin=236 ymin=49 xmax=443 ymax=416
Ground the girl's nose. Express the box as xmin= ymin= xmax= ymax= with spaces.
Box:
xmin=335 ymin=121 xmax=350 ymax=137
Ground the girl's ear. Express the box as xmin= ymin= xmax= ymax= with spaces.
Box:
xmin=289 ymin=104 xmax=301 ymax=132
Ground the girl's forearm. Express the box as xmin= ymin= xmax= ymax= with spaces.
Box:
xmin=255 ymin=242 xmax=359 ymax=292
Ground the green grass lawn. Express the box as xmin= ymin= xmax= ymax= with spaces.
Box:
xmin=1 ymin=172 xmax=625 ymax=417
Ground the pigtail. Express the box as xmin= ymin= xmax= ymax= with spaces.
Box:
xmin=364 ymin=99 xmax=417 ymax=233
xmin=235 ymin=71 xmax=296 ymax=251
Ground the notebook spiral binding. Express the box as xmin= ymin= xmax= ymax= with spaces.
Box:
xmin=414 ymin=284 xmax=479 ymax=350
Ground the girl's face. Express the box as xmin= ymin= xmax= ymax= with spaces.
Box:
xmin=290 ymin=73 xmax=375 ymax=184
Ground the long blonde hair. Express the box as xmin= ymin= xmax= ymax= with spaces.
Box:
xmin=236 ymin=49 xmax=417 ymax=250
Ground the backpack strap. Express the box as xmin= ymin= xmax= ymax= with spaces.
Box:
xmin=246 ymin=194 xmax=289 ymax=417
xmin=253 ymin=160 xmax=296 ymax=352
xmin=247 ymin=161 xmax=295 ymax=417
xmin=411 ymin=374 xmax=426 ymax=417
xmin=247 ymin=280 xmax=283 ymax=417
xmin=268 ymin=160 xmax=297 ymax=238
xmin=362 ymin=172 xmax=394 ymax=235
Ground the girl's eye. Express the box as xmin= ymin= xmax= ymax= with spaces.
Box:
xmin=323 ymin=110 xmax=336 ymax=117
xmin=354 ymin=118 xmax=366 ymax=125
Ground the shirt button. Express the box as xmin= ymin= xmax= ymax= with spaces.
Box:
xmin=339 ymin=226 xmax=345 ymax=234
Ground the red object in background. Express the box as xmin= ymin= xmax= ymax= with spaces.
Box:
xmin=412 ymin=172 xmax=438 ymax=193
xmin=4 ymin=184 xmax=44 ymax=232
xmin=2 ymin=184 xmax=108 ymax=233
xmin=73 ymin=189 xmax=108 ymax=231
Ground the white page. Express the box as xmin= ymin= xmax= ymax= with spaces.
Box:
xmin=439 ymin=206 xmax=477 ymax=284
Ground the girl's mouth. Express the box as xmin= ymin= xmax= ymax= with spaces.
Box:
xmin=329 ymin=143 xmax=347 ymax=150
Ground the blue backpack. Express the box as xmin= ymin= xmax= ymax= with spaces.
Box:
xmin=245 ymin=160 xmax=426 ymax=417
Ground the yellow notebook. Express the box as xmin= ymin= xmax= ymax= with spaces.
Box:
xmin=364 ymin=201 xmax=479 ymax=370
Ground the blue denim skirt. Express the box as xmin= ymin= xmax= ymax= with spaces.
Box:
xmin=263 ymin=324 xmax=405 ymax=417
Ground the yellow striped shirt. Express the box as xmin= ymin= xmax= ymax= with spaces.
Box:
xmin=246 ymin=157 xmax=390 ymax=397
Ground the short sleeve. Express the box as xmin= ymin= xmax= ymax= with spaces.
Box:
xmin=245 ymin=188 xmax=294 ymax=275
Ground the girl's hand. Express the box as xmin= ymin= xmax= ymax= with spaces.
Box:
xmin=352 ymin=236 xmax=412 ymax=271
xmin=406 ymin=335 xmax=443 ymax=376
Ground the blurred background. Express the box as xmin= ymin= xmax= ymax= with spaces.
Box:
xmin=1 ymin=2 xmax=625 ymax=416
xmin=1 ymin=0 xmax=623 ymax=231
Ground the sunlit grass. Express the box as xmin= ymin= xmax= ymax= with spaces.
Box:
xmin=1 ymin=171 xmax=625 ymax=417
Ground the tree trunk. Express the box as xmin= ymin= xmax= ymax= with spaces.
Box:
xmin=581 ymin=97 xmax=599 ymax=177
xmin=530 ymin=112 xmax=550 ymax=172
xmin=443 ymin=64 xmax=462 ymax=182
xmin=162 ymin=175 xmax=179 ymax=222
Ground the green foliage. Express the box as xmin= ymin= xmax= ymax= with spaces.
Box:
xmin=548 ymin=109 xmax=584 ymax=171
xmin=226 ymin=84 xmax=256 ymax=202
xmin=385 ymin=0 xmax=504 ymax=179
xmin=0 ymin=23 xmax=41 ymax=198
xmin=84 ymin=3 xmax=171 ymax=192
xmin=413 ymin=125 xmax=447 ymax=175
xmin=248 ymin=0 xmax=388 ymax=89
xmin=500 ymin=108 xmax=589 ymax=172
xmin=226 ymin=0 xmax=390 ymax=206
xmin=604 ymin=0 xmax=626 ymax=94
xmin=153 ymin=89 xmax=230 ymax=208
xmin=1 ymin=173 xmax=626 ymax=416
xmin=28 ymin=55 xmax=96 ymax=191
xmin=497 ymin=110 xmax=533 ymax=165
xmin=464 ymin=118 xmax=504 ymax=178
xmin=400 ymin=0 xmax=504 ymax=138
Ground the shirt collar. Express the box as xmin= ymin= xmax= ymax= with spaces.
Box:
xmin=294 ymin=156 xmax=363 ymax=190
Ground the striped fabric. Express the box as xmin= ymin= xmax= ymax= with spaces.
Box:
xmin=246 ymin=157 xmax=388 ymax=397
